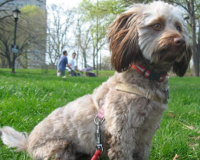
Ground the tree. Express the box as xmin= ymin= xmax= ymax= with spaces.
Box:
xmin=0 ymin=0 xmax=13 ymax=67
xmin=187 ymin=0 xmax=199 ymax=76
xmin=18 ymin=5 xmax=46 ymax=68
xmin=79 ymin=0 xmax=113 ymax=73
xmin=46 ymin=4 xmax=75 ymax=67
xmin=0 ymin=5 xmax=46 ymax=69
xmin=73 ymin=18 xmax=92 ymax=68
xmin=101 ymin=55 xmax=112 ymax=70
xmin=172 ymin=0 xmax=200 ymax=76
xmin=0 ymin=0 xmax=13 ymax=23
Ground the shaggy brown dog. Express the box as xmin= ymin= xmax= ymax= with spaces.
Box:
xmin=0 ymin=1 xmax=191 ymax=160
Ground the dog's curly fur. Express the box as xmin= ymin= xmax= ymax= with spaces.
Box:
xmin=0 ymin=1 xmax=192 ymax=160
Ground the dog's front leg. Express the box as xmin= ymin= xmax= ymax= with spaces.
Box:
xmin=132 ymin=122 xmax=161 ymax=160
xmin=106 ymin=128 xmax=135 ymax=160
xmin=105 ymin=110 xmax=136 ymax=160
xmin=132 ymin=141 xmax=151 ymax=160
xmin=107 ymin=129 xmax=152 ymax=160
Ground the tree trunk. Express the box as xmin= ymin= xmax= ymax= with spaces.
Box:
xmin=83 ymin=51 xmax=87 ymax=68
xmin=7 ymin=56 xmax=12 ymax=68
xmin=188 ymin=0 xmax=199 ymax=76
xmin=93 ymin=47 xmax=96 ymax=69
xmin=198 ymin=17 xmax=200 ymax=63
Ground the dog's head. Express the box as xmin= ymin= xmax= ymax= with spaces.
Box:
xmin=108 ymin=1 xmax=192 ymax=77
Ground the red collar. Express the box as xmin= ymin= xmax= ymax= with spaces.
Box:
xmin=132 ymin=64 xmax=166 ymax=82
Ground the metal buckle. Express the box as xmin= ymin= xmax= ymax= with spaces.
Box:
xmin=96 ymin=144 xmax=103 ymax=152
xmin=94 ymin=115 xmax=105 ymax=125
xmin=94 ymin=114 xmax=105 ymax=153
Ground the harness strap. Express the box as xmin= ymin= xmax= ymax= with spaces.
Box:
xmin=116 ymin=83 xmax=165 ymax=104
xmin=97 ymin=106 xmax=105 ymax=120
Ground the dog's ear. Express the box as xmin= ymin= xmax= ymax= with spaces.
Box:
xmin=108 ymin=8 xmax=143 ymax=72
xmin=173 ymin=46 xmax=192 ymax=77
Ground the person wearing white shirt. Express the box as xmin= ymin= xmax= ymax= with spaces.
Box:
xmin=69 ymin=52 xmax=77 ymax=76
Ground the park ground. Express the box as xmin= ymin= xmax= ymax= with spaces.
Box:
xmin=0 ymin=68 xmax=200 ymax=160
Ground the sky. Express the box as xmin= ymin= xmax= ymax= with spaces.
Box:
xmin=47 ymin=0 xmax=83 ymax=7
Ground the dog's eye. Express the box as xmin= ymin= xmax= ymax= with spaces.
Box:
xmin=176 ymin=25 xmax=182 ymax=32
xmin=152 ymin=23 xmax=162 ymax=31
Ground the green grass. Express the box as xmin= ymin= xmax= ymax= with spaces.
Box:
xmin=150 ymin=77 xmax=200 ymax=160
xmin=0 ymin=68 xmax=200 ymax=160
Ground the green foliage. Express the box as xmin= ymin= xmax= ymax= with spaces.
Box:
xmin=0 ymin=4 xmax=46 ymax=69
xmin=0 ymin=69 xmax=200 ymax=159
xmin=78 ymin=0 xmax=124 ymax=54
xmin=80 ymin=0 xmax=124 ymax=19
xmin=21 ymin=5 xmax=45 ymax=16
xmin=19 ymin=5 xmax=46 ymax=40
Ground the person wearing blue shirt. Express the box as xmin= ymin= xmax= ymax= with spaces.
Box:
xmin=58 ymin=50 xmax=71 ymax=78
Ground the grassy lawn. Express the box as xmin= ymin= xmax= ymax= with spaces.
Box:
xmin=0 ymin=68 xmax=200 ymax=160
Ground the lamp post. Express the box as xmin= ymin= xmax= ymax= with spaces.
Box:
xmin=12 ymin=8 xmax=21 ymax=73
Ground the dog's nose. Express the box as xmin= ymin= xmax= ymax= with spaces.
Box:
xmin=174 ymin=37 xmax=185 ymax=46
